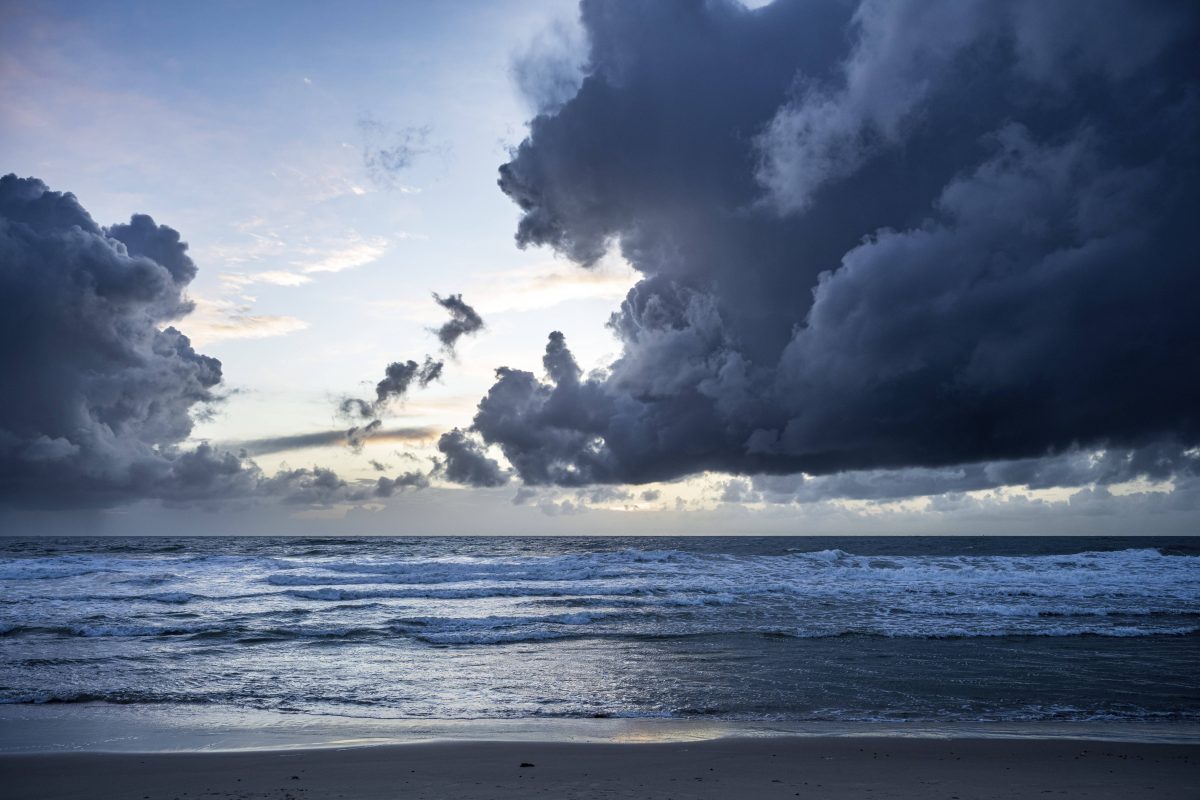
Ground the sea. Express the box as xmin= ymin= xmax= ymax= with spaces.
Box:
xmin=1 ymin=536 xmax=1198 ymax=747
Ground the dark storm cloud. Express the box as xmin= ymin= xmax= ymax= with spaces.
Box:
xmin=0 ymin=174 xmax=244 ymax=507
xmin=454 ymin=0 xmax=1200 ymax=492
xmin=0 ymin=174 xmax=430 ymax=509
xmin=432 ymin=292 xmax=484 ymax=353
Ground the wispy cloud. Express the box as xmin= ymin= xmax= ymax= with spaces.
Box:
xmin=357 ymin=115 xmax=447 ymax=191
xmin=361 ymin=255 xmax=638 ymax=324
xmin=180 ymin=297 xmax=308 ymax=346
xmin=223 ymin=426 xmax=439 ymax=457
xmin=219 ymin=270 xmax=312 ymax=290
xmin=294 ymin=234 xmax=388 ymax=274
xmin=472 ymin=257 xmax=638 ymax=314
xmin=196 ymin=230 xmax=393 ymax=340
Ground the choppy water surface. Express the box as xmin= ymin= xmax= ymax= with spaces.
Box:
xmin=1 ymin=536 xmax=1198 ymax=723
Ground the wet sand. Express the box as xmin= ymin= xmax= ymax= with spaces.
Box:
xmin=2 ymin=736 xmax=1197 ymax=799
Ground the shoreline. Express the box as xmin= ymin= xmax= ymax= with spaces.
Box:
xmin=2 ymin=736 xmax=1197 ymax=799
xmin=3 ymin=702 xmax=1200 ymax=754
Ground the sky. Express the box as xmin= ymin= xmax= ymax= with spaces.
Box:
xmin=1 ymin=0 xmax=1197 ymax=536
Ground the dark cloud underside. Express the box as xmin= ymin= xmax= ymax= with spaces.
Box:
xmin=452 ymin=0 xmax=1199 ymax=488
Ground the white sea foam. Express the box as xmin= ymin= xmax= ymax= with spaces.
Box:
xmin=1 ymin=539 xmax=1198 ymax=723
xmin=2 ymin=545 xmax=1198 ymax=643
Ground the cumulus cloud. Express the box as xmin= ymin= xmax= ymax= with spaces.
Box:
xmin=0 ymin=174 xmax=428 ymax=509
xmin=432 ymin=292 xmax=484 ymax=353
xmin=0 ymin=174 xmax=240 ymax=507
xmin=454 ymin=0 xmax=1199 ymax=497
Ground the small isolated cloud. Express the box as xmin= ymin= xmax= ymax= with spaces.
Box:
xmin=337 ymin=356 xmax=444 ymax=450
xmin=432 ymin=293 xmax=484 ymax=353
xmin=376 ymin=357 xmax=443 ymax=405
xmin=336 ymin=294 xmax=483 ymax=452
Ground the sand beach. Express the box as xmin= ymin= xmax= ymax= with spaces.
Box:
xmin=3 ymin=736 xmax=1198 ymax=800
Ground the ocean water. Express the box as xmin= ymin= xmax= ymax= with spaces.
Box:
xmin=1 ymin=536 xmax=1198 ymax=727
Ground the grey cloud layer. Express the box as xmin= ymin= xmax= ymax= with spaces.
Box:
xmin=455 ymin=0 xmax=1199 ymax=490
